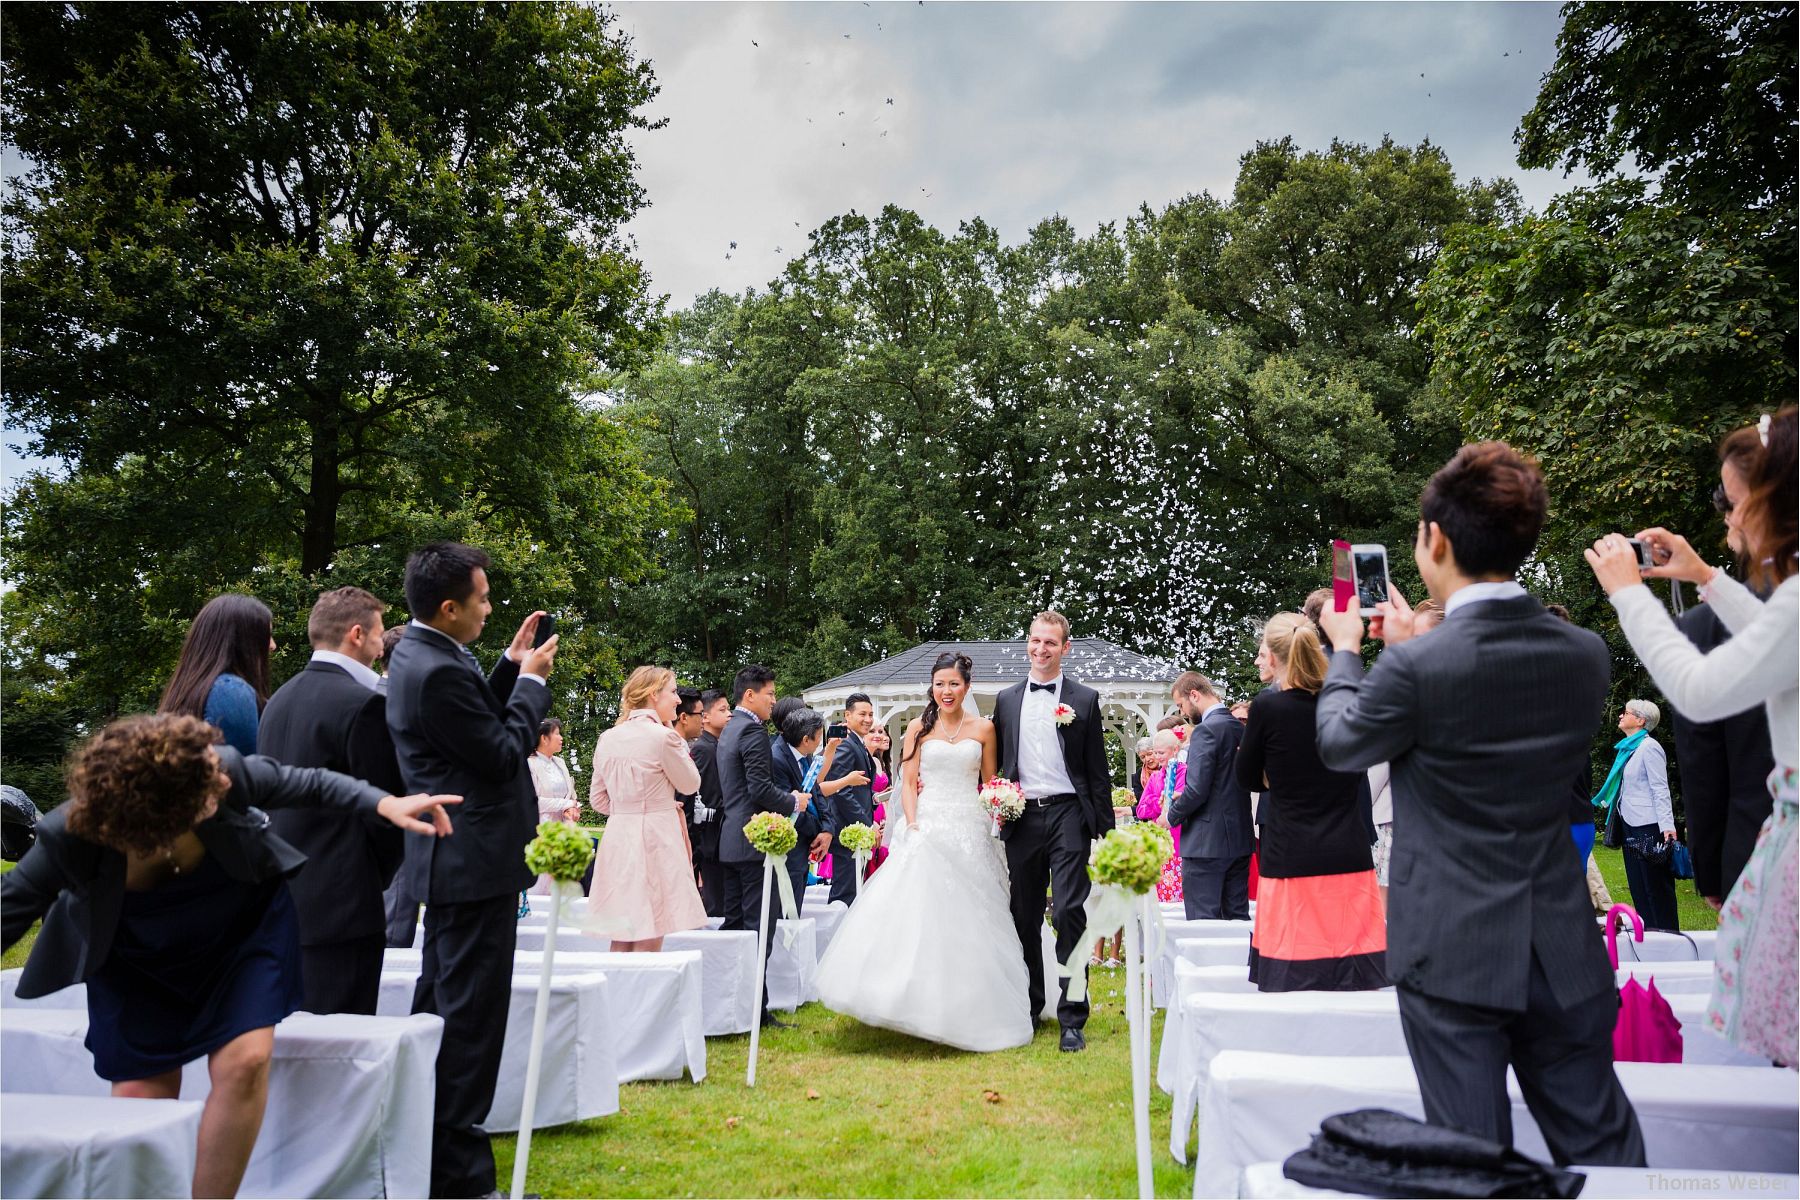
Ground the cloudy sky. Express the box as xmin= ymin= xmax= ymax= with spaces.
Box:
xmin=610 ymin=1 xmax=1583 ymax=312
xmin=3 ymin=2 xmax=1582 ymax=480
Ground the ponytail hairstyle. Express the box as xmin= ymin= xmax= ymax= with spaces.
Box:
xmin=1261 ymin=612 xmax=1329 ymax=694
xmin=904 ymin=651 xmax=973 ymax=762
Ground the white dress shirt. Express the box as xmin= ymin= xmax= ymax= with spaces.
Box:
xmin=1018 ymin=675 xmax=1077 ymax=798
xmin=407 ymin=618 xmax=546 ymax=688
xmin=1443 ymin=579 xmax=1528 ymax=618
xmin=310 ymin=649 xmax=381 ymax=692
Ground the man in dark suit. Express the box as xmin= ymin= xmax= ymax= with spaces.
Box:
xmin=770 ymin=706 xmax=838 ymax=912
xmin=715 ymin=664 xmax=811 ymax=1027
xmin=992 ymin=611 xmax=1114 ymax=1053
xmin=1165 ymin=671 xmax=1252 ymax=920
xmin=824 ymin=693 xmax=878 ymax=905
xmin=260 ymin=586 xmax=406 ymax=1014
xmin=1672 ymin=602 xmax=1776 ymax=905
xmin=385 ymin=542 xmax=558 ymax=1199
xmin=1315 ymin=443 xmax=1644 ymax=1166
xmin=688 ymin=689 xmax=731 ymax=917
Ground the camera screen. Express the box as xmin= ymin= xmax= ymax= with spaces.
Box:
xmin=1353 ymin=550 xmax=1389 ymax=608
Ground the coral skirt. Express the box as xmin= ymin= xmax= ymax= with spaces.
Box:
xmin=1248 ymin=871 xmax=1387 ymax=992
xmin=582 ymin=809 xmax=708 ymax=941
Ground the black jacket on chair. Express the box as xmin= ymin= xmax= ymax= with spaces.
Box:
xmin=260 ymin=659 xmax=406 ymax=947
xmin=0 ymin=747 xmax=388 ymax=999
xmin=385 ymin=625 xmax=551 ymax=905
xmin=1167 ymin=704 xmax=1254 ymax=860
xmin=716 ymin=710 xmax=798 ymax=865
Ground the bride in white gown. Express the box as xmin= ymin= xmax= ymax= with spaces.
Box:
xmin=815 ymin=652 xmax=1033 ymax=1052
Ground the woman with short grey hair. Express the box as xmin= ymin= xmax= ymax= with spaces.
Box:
xmin=1607 ymin=698 xmax=1680 ymax=930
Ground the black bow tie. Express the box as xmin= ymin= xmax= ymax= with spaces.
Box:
xmin=1029 ymin=681 xmax=1056 ymax=693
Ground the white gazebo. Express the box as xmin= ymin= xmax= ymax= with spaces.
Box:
xmin=803 ymin=638 xmax=1180 ymax=783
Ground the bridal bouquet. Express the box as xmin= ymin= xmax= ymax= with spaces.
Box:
xmin=524 ymin=820 xmax=596 ymax=883
xmin=836 ymin=822 xmax=880 ymax=854
xmin=978 ymin=777 xmax=1027 ymax=828
xmin=744 ymin=811 xmax=799 ymax=858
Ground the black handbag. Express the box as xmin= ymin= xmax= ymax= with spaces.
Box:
xmin=1600 ymin=802 xmax=1621 ymax=850
xmin=1625 ymin=830 xmax=1673 ymax=866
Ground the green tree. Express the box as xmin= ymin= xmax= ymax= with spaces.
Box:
xmin=1518 ymin=2 xmax=1797 ymax=218
xmin=1 ymin=3 xmax=670 ymax=793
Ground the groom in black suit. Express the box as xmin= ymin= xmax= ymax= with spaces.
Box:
xmin=992 ymin=611 xmax=1113 ymax=1052
xmin=261 ymin=586 xmax=406 ymax=1015
xmin=386 ymin=542 xmax=558 ymax=1199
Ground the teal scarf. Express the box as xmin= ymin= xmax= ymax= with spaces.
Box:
xmin=1591 ymin=729 xmax=1648 ymax=826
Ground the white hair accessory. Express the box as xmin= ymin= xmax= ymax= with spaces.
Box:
xmin=1758 ymin=413 xmax=1772 ymax=446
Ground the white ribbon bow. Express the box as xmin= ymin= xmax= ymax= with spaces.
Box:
xmin=765 ymin=851 xmax=801 ymax=949
xmin=1058 ymin=882 xmax=1142 ymax=1003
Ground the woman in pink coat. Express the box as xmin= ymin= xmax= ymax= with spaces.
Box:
xmin=582 ymin=667 xmax=708 ymax=951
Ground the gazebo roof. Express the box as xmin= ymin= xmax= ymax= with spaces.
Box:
xmin=808 ymin=638 xmax=1178 ymax=694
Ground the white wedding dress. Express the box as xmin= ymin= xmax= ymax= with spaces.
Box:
xmin=814 ymin=738 xmax=1033 ymax=1052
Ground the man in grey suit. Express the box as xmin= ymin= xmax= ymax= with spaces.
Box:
xmin=1165 ymin=671 xmax=1252 ymax=920
xmin=1314 ymin=442 xmax=1644 ymax=1166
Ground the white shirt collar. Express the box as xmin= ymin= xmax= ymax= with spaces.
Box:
xmin=734 ymin=706 xmax=760 ymax=723
xmin=310 ymin=649 xmax=382 ymax=691
xmin=407 ymin=618 xmax=465 ymax=648
xmin=1444 ymin=580 xmax=1528 ymax=618
xmin=790 ymin=742 xmax=808 ymax=765
xmin=1026 ymin=674 xmax=1064 ymax=697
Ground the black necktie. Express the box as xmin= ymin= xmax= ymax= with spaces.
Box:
xmin=1029 ymin=681 xmax=1055 ymax=693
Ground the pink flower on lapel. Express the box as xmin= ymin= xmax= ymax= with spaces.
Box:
xmin=1053 ymin=703 xmax=1075 ymax=727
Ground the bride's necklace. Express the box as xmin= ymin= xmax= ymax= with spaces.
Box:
xmin=939 ymin=708 xmax=968 ymax=743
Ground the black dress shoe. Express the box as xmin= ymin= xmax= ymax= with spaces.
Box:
xmin=761 ymin=1011 xmax=794 ymax=1029
xmin=1059 ymin=1026 xmax=1086 ymax=1052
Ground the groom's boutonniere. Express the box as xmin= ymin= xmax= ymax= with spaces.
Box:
xmin=1053 ymin=702 xmax=1075 ymax=727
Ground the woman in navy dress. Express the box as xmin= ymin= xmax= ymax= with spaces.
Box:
xmin=1 ymin=714 xmax=457 ymax=1198
xmin=159 ymin=593 xmax=276 ymax=756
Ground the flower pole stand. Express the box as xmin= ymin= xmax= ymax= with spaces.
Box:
xmin=512 ymin=823 xmax=595 ymax=1200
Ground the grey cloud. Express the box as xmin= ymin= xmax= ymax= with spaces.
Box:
xmin=611 ymin=1 xmax=1583 ymax=310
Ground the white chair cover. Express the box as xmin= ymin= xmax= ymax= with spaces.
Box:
xmin=1238 ymin=1161 xmax=1799 ymax=1199
xmin=383 ymin=948 xmax=706 ymax=1083
xmin=1195 ymin=1053 xmax=1800 ymax=1198
xmin=2 ymin=1092 xmax=203 ymax=1200
xmin=1171 ymin=990 xmax=1765 ymax=1163
xmin=376 ymin=971 xmax=618 ymax=1132
xmin=0 ymin=1009 xmax=442 ymax=1198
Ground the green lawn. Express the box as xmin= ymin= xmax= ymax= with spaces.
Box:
xmin=493 ymin=973 xmax=1188 ymax=1198
xmin=1590 ymin=845 xmax=1719 ymax=932
xmin=1 ymin=849 xmax=1719 ymax=1198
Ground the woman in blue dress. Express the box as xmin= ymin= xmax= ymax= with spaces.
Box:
xmin=158 ymin=593 xmax=276 ymax=756
xmin=1 ymin=714 xmax=458 ymax=1198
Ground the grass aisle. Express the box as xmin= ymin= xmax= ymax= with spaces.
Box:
xmin=494 ymin=966 xmax=1190 ymax=1199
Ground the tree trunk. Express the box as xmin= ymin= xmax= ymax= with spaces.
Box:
xmin=300 ymin=403 xmax=342 ymax=576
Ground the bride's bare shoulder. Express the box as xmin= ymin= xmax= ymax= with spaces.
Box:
xmin=973 ymin=716 xmax=997 ymax=742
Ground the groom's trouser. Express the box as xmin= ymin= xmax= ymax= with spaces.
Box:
xmin=1004 ymin=795 xmax=1091 ymax=1030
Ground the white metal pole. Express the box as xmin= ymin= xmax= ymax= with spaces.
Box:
xmin=1123 ymin=897 xmax=1153 ymax=1200
xmin=745 ymin=857 xmax=776 ymax=1087
xmin=510 ymin=886 xmax=561 ymax=1200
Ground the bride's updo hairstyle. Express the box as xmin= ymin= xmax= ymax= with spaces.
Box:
xmin=905 ymin=651 xmax=973 ymax=762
